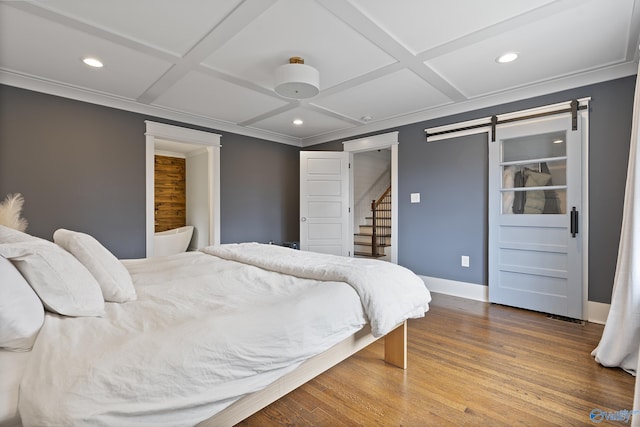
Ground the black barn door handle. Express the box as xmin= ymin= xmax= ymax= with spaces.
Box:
xmin=571 ymin=207 xmax=579 ymax=237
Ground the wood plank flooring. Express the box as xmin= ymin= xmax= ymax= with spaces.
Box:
xmin=238 ymin=293 xmax=635 ymax=426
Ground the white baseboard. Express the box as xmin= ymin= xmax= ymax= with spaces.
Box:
xmin=587 ymin=301 xmax=610 ymax=325
xmin=420 ymin=275 xmax=611 ymax=324
xmin=419 ymin=275 xmax=489 ymax=302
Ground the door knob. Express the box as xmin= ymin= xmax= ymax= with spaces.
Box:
xmin=301 ymin=217 xmax=307 ymax=222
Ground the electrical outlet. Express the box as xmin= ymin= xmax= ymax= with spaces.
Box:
xmin=461 ymin=256 xmax=470 ymax=267
xmin=410 ymin=193 xmax=420 ymax=203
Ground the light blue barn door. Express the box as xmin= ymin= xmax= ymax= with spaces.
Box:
xmin=489 ymin=114 xmax=584 ymax=319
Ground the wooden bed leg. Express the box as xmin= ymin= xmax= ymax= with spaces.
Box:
xmin=384 ymin=320 xmax=407 ymax=369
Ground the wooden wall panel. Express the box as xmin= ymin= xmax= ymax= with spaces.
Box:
xmin=155 ymin=155 xmax=186 ymax=232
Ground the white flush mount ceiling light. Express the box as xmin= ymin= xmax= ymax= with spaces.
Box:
xmin=82 ymin=57 xmax=103 ymax=68
xmin=274 ymin=57 xmax=319 ymax=99
xmin=496 ymin=52 xmax=519 ymax=64
xmin=293 ymin=118 xmax=303 ymax=125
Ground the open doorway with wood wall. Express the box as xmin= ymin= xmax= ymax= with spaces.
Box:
xmin=145 ymin=121 xmax=221 ymax=257
xmin=154 ymin=155 xmax=186 ymax=232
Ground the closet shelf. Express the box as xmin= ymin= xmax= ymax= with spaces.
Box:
xmin=500 ymin=185 xmax=567 ymax=192
xmin=500 ymin=156 xmax=567 ymax=167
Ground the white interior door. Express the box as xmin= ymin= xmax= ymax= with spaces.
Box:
xmin=300 ymin=151 xmax=351 ymax=256
xmin=489 ymin=114 xmax=584 ymax=319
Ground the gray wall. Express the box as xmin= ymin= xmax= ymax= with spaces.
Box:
xmin=0 ymin=85 xmax=300 ymax=258
xmin=219 ymin=134 xmax=299 ymax=244
xmin=309 ymin=75 xmax=636 ymax=304
xmin=398 ymin=130 xmax=487 ymax=284
xmin=0 ymin=86 xmax=146 ymax=258
xmin=1 ymin=75 xmax=634 ymax=304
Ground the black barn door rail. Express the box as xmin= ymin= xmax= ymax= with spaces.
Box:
xmin=425 ymin=99 xmax=588 ymax=142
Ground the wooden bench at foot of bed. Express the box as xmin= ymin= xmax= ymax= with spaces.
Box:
xmin=199 ymin=321 xmax=407 ymax=427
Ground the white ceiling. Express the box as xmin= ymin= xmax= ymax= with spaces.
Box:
xmin=1 ymin=0 xmax=638 ymax=147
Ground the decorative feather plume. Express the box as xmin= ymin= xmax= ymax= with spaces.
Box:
xmin=0 ymin=193 xmax=28 ymax=232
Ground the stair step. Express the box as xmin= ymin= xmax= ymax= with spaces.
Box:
xmin=354 ymin=251 xmax=386 ymax=258
xmin=362 ymin=221 xmax=391 ymax=228
xmin=354 ymin=239 xmax=391 ymax=245
xmin=354 ymin=233 xmax=391 ymax=238
xmin=354 ymin=242 xmax=390 ymax=247
xmin=358 ymin=229 xmax=391 ymax=237
xmin=354 ymin=243 xmax=386 ymax=254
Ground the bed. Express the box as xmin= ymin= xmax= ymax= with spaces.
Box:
xmin=0 ymin=225 xmax=431 ymax=426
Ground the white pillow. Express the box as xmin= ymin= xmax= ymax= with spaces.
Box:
xmin=0 ymin=224 xmax=38 ymax=243
xmin=53 ymin=229 xmax=136 ymax=303
xmin=0 ymin=256 xmax=44 ymax=351
xmin=0 ymin=241 xmax=105 ymax=317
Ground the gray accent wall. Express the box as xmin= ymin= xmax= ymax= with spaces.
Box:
xmin=398 ymin=130 xmax=488 ymax=284
xmin=0 ymin=75 xmax=634 ymax=304
xmin=219 ymin=133 xmax=299 ymax=244
xmin=309 ymin=75 xmax=636 ymax=305
xmin=0 ymin=85 xmax=300 ymax=258
xmin=0 ymin=86 xmax=146 ymax=258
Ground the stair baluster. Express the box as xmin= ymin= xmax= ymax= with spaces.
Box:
xmin=371 ymin=199 xmax=378 ymax=257
xmin=371 ymin=186 xmax=391 ymax=259
xmin=354 ymin=186 xmax=391 ymax=259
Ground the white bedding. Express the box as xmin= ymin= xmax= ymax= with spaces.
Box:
xmin=202 ymin=242 xmax=431 ymax=337
xmin=17 ymin=245 xmax=431 ymax=426
xmin=0 ymin=351 xmax=30 ymax=427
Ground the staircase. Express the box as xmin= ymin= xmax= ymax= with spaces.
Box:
xmin=354 ymin=187 xmax=391 ymax=259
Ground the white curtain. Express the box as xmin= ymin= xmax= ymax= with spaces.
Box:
xmin=592 ymin=62 xmax=640 ymax=375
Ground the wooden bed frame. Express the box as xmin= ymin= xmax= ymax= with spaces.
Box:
xmin=199 ymin=321 xmax=407 ymax=427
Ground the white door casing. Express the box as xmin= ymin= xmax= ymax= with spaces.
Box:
xmin=300 ymin=151 xmax=352 ymax=256
xmin=299 ymin=132 xmax=399 ymax=259
xmin=489 ymin=114 xmax=585 ymax=319
xmin=343 ymin=131 xmax=399 ymax=264
xmin=145 ymin=121 xmax=221 ymax=257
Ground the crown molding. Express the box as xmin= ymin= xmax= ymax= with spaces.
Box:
xmin=302 ymin=61 xmax=638 ymax=146
xmin=0 ymin=70 xmax=304 ymax=147
xmin=2 ymin=60 xmax=636 ymax=149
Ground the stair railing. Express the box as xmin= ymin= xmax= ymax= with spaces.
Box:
xmin=370 ymin=186 xmax=391 ymax=257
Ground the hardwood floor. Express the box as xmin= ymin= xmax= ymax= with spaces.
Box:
xmin=238 ymin=293 xmax=635 ymax=426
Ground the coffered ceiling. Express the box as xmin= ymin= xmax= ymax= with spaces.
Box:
xmin=1 ymin=0 xmax=638 ymax=146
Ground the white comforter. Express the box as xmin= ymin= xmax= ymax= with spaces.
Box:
xmin=202 ymin=243 xmax=431 ymax=337
xmin=18 ymin=246 xmax=430 ymax=426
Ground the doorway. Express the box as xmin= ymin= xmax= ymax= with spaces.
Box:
xmin=144 ymin=121 xmax=221 ymax=257
xmin=488 ymin=113 xmax=586 ymax=319
xmin=353 ymin=149 xmax=392 ymax=260
xmin=299 ymin=131 xmax=399 ymax=263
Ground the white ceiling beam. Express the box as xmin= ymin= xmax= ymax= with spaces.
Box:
xmin=136 ymin=0 xmax=278 ymax=104
xmin=416 ymin=0 xmax=590 ymax=62
xmin=4 ymin=1 xmax=178 ymax=62
xmin=316 ymin=0 xmax=466 ymax=102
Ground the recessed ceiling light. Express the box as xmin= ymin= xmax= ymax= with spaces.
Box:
xmin=553 ymin=139 xmax=564 ymax=144
xmin=83 ymin=57 xmax=103 ymax=68
xmin=496 ymin=52 xmax=519 ymax=64
xmin=293 ymin=119 xmax=303 ymax=125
